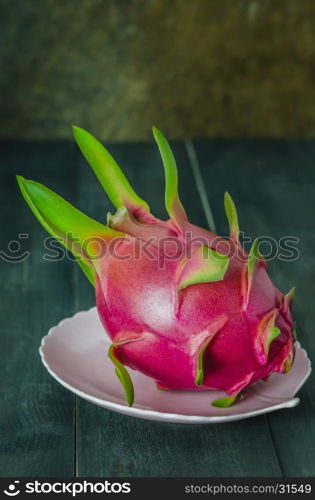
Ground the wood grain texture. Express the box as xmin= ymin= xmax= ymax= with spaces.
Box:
xmin=74 ymin=141 xmax=281 ymax=477
xmin=0 ymin=142 xmax=77 ymax=476
xmin=193 ymin=139 xmax=315 ymax=477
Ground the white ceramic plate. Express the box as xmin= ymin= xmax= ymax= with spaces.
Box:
xmin=40 ymin=307 xmax=311 ymax=424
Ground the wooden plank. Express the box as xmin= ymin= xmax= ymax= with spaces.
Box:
xmin=193 ymin=138 xmax=315 ymax=477
xmin=75 ymin=141 xmax=281 ymax=477
xmin=0 ymin=142 xmax=75 ymax=476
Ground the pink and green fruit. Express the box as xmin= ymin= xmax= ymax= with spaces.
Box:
xmin=17 ymin=127 xmax=295 ymax=407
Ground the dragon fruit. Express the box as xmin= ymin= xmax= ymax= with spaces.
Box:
xmin=17 ymin=126 xmax=296 ymax=408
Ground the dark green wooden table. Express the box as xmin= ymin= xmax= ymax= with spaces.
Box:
xmin=0 ymin=139 xmax=314 ymax=477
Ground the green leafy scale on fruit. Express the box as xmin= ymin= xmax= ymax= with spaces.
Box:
xmin=73 ymin=126 xmax=150 ymax=214
xmin=178 ymin=245 xmax=229 ymax=291
xmin=224 ymin=191 xmax=239 ymax=242
xmin=153 ymin=126 xmax=188 ymax=231
xmin=212 ymin=394 xmax=242 ymax=408
xmin=108 ymin=344 xmax=134 ymax=407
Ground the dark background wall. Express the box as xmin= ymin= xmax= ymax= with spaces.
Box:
xmin=1 ymin=0 xmax=315 ymax=141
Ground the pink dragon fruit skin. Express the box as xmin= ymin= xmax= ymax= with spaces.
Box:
xmin=17 ymin=126 xmax=295 ymax=408
xmin=95 ymin=213 xmax=294 ymax=397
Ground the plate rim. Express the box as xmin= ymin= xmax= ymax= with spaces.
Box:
xmin=39 ymin=307 xmax=312 ymax=424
